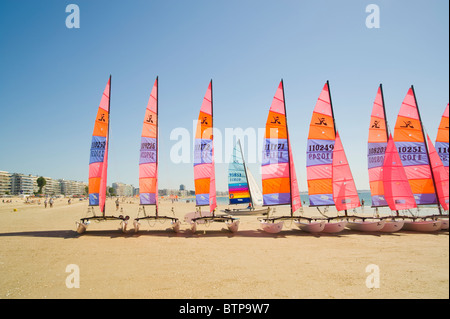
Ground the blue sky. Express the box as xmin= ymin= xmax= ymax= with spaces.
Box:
xmin=0 ymin=0 xmax=448 ymax=192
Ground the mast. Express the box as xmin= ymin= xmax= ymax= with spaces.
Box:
xmin=210 ymin=79 xmax=214 ymax=217
xmin=238 ymin=139 xmax=253 ymax=208
xmin=155 ymin=76 xmax=159 ymax=217
xmin=379 ymin=84 xmax=390 ymax=139
xmin=281 ymin=79 xmax=293 ymax=217
xmin=411 ymin=85 xmax=442 ymax=215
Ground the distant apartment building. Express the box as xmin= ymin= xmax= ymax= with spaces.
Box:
xmin=0 ymin=171 xmax=11 ymax=195
xmin=10 ymin=173 xmax=38 ymax=195
xmin=60 ymin=179 xmax=87 ymax=196
xmin=112 ymin=182 xmax=134 ymax=196
xmin=42 ymin=177 xmax=61 ymax=195
xmin=1 ymin=170 xmax=88 ymax=196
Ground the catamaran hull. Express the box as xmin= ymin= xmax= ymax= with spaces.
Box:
xmin=438 ymin=218 xmax=449 ymax=230
xmin=294 ymin=220 xmax=325 ymax=233
xmin=260 ymin=221 xmax=284 ymax=234
xmin=322 ymin=221 xmax=348 ymax=233
xmin=403 ymin=220 xmax=442 ymax=232
xmin=380 ymin=220 xmax=405 ymax=232
xmin=346 ymin=219 xmax=385 ymax=232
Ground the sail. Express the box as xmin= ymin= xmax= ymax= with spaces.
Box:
xmin=88 ymin=76 xmax=111 ymax=213
xmin=261 ymin=80 xmax=301 ymax=213
xmin=246 ymin=168 xmax=263 ymax=206
xmin=306 ymin=82 xmax=336 ymax=206
xmin=382 ymin=135 xmax=417 ymax=211
xmin=368 ymin=85 xmax=388 ymax=207
xmin=394 ymin=87 xmax=437 ymax=205
xmin=139 ymin=77 xmax=158 ymax=209
xmin=436 ymin=104 xmax=449 ymax=176
xmin=261 ymin=81 xmax=291 ymax=207
xmin=228 ymin=141 xmax=251 ymax=205
xmin=332 ymin=131 xmax=361 ymax=211
xmin=289 ymin=139 xmax=302 ymax=213
xmin=194 ymin=80 xmax=216 ymax=213
xmin=427 ymin=134 xmax=449 ymax=211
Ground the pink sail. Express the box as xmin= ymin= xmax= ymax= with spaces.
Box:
xmin=88 ymin=76 xmax=111 ymax=214
xmin=194 ymin=80 xmax=216 ymax=214
xmin=382 ymin=135 xmax=417 ymax=211
xmin=427 ymin=134 xmax=449 ymax=210
xmin=261 ymin=80 xmax=301 ymax=214
xmin=394 ymin=87 xmax=436 ymax=205
xmin=139 ymin=77 xmax=159 ymax=211
xmin=332 ymin=131 xmax=361 ymax=211
xmin=289 ymin=139 xmax=302 ymax=213
xmin=368 ymin=85 xmax=389 ymax=207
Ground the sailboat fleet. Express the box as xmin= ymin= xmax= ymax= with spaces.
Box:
xmin=76 ymin=76 xmax=449 ymax=235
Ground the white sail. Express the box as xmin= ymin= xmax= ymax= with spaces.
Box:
xmin=246 ymin=167 xmax=263 ymax=206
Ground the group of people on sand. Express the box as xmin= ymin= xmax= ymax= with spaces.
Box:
xmin=43 ymin=198 xmax=54 ymax=208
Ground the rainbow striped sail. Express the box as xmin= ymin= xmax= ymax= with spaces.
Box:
xmin=332 ymin=131 xmax=361 ymax=211
xmin=436 ymin=104 xmax=449 ymax=176
xmin=194 ymin=80 xmax=216 ymax=213
xmin=306 ymin=81 xmax=336 ymax=206
xmin=394 ymin=87 xmax=436 ymax=205
xmin=139 ymin=77 xmax=158 ymax=210
xmin=228 ymin=140 xmax=251 ymax=205
xmin=261 ymin=80 xmax=301 ymax=213
xmin=368 ymin=85 xmax=389 ymax=207
xmin=427 ymin=134 xmax=449 ymax=211
xmin=382 ymin=135 xmax=417 ymax=211
xmin=89 ymin=76 xmax=111 ymax=214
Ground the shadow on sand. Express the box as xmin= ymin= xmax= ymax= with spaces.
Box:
xmin=0 ymin=226 xmax=446 ymax=239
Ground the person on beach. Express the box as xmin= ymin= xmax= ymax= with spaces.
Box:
xmin=115 ymin=198 xmax=119 ymax=211
xmin=49 ymin=198 xmax=53 ymax=208
xmin=44 ymin=199 xmax=47 ymax=208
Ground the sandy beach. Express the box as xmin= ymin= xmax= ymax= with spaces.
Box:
xmin=0 ymin=196 xmax=448 ymax=299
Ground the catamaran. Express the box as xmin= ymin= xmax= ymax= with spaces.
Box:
xmin=77 ymin=76 xmax=129 ymax=234
xmin=133 ymin=77 xmax=180 ymax=233
xmin=223 ymin=139 xmax=269 ymax=216
xmin=305 ymin=81 xmax=348 ymax=233
xmin=184 ymin=80 xmax=240 ymax=233
xmin=258 ymin=80 xmax=315 ymax=234
xmin=394 ymin=86 xmax=442 ymax=231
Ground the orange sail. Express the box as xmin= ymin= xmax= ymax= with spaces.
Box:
xmin=306 ymin=81 xmax=336 ymax=206
xmin=139 ymin=77 xmax=158 ymax=210
xmin=332 ymin=131 xmax=361 ymax=211
xmin=367 ymin=85 xmax=389 ymax=207
xmin=88 ymin=76 xmax=111 ymax=214
xmin=436 ymin=104 xmax=449 ymax=176
xmin=193 ymin=80 xmax=216 ymax=213
xmin=393 ymin=87 xmax=436 ymax=205
xmin=261 ymin=80 xmax=301 ymax=213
